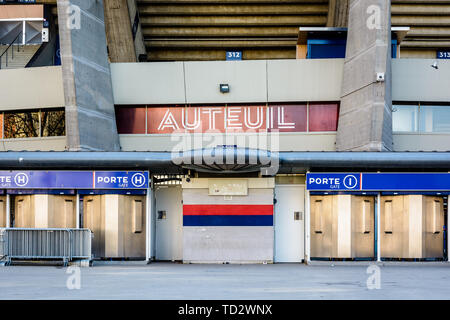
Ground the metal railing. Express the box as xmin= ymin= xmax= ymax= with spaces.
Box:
xmin=0 ymin=32 xmax=22 ymax=70
xmin=0 ymin=228 xmax=92 ymax=266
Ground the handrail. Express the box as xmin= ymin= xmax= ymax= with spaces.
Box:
xmin=0 ymin=32 xmax=22 ymax=70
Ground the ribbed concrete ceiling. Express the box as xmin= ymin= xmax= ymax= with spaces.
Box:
xmin=137 ymin=0 xmax=329 ymax=61
xmin=136 ymin=0 xmax=450 ymax=60
xmin=35 ymin=0 xmax=450 ymax=60
xmin=392 ymin=0 xmax=450 ymax=57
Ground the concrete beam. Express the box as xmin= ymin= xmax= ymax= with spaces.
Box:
xmin=327 ymin=0 xmax=349 ymax=27
xmin=137 ymin=4 xmax=329 ymax=15
xmin=104 ymin=0 xmax=136 ymax=62
xmin=336 ymin=0 xmax=393 ymax=151
xmin=147 ymin=48 xmax=296 ymax=61
xmin=57 ymin=0 xmax=120 ymax=151
xmin=142 ymin=26 xmax=303 ymax=37
xmin=145 ymin=39 xmax=297 ymax=48
xmin=140 ymin=15 xmax=327 ymax=27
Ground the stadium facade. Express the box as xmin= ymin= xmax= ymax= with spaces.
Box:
xmin=0 ymin=0 xmax=450 ymax=263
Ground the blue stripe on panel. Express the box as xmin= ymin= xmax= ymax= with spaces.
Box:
xmin=183 ymin=215 xmax=273 ymax=227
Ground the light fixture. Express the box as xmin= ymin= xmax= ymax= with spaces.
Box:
xmin=219 ymin=84 xmax=230 ymax=93
xmin=431 ymin=61 xmax=439 ymax=70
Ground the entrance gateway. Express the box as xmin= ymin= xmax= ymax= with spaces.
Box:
xmin=306 ymin=173 xmax=450 ymax=262
xmin=0 ymin=171 xmax=150 ymax=260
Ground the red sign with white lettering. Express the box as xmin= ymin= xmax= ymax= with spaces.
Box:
xmin=147 ymin=105 xmax=308 ymax=134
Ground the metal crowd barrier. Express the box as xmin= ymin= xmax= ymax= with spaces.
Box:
xmin=0 ymin=228 xmax=92 ymax=266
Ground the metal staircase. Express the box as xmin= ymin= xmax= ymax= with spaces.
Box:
xmin=0 ymin=43 xmax=41 ymax=70
xmin=0 ymin=31 xmax=42 ymax=70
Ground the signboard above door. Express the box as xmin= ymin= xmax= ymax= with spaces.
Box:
xmin=0 ymin=171 xmax=149 ymax=189
xmin=307 ymin=173 xmax=450 ymax=192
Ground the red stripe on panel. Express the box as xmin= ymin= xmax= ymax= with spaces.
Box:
xmin=183 ymin=204 xmax=273 ymax=216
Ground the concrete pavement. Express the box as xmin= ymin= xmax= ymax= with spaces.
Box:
xmin=0 ymin=262 xmax=449 ymax=300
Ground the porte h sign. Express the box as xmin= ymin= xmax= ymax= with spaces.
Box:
xmin=0 ymin=171 xmax=149 ymax=189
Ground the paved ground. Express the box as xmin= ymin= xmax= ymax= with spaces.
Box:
xmin=1 ymin=262 xmax=450 ymax=300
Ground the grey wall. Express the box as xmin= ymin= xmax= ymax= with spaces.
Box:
xmin=392 ymin=59 xmax=450 ymax=102
xmin=119 ymin=133 xmax=337 ymax=152
xmin=111 ymin=59 xmax=344 ymax=105
xmin=391 ymin=59 xmax=450 ymax=151
xmin=393 ymin=133 xmax=450 ymax=152
xmin=0 ymin=137 xmax=67 ymax=151
xmin=0 ymin=66 xmax=65 ymax=110
xmin=57 ymin=0 xmax=120 ymax=151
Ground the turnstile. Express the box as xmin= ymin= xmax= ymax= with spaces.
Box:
xmin=310 ymin=195 xmax=375 ymax=259
xmin=380 ymin=195 xmax=444 ymax=259
xmin=13 ymin=195 xmax=76 ymax=228
xmin=83 ymin=194 xmax=146 ymax=259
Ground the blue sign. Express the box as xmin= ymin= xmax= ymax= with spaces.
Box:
xmin=307 ymin=173 xmax=450 ymax=191
xmin=226 ymin=51 xmax=242 ymax=61
xmin=363 ymin=173 xmax=450 ymax=191
xmin=94 ymin=171 xmax=149 ymax=189
xmin=437 ymin=50 xmax=450 ymax=59
xmin=307 ymin=173 xmax=361 ymax=191
xmin=0 ymin=171 xmax=149 ymax=189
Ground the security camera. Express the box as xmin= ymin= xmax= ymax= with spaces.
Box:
xmin=431 ymin=61 xmax=439 ymax=70
xmin=376 ymin=72 xmax=385 ymax=82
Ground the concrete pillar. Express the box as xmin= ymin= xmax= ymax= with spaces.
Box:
xmin=57 ymin=0 xmax=121 ymax=151
xmin=127 ymin=0 xmax=147 ymax=61
xmin=327 ymin=0 xmax=349 ymax=27
xmin=336 ymin=0 xmax=393 ymax=151
xmin=104 ymin=0 xmax=136 ymax=62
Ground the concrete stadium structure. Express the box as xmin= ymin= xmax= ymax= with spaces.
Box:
xmin=0 ymin=0 xmax=450 ymax=264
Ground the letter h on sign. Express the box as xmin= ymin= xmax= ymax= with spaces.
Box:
xmin=131 ymin=173 xmax=146 ymax=188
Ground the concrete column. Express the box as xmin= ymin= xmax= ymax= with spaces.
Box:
xmin=336 ymin=0 xmax=393 ymax=151
xmin=104 ymin=0 xmax=136 ymax=62
xmin=57 ymin=0 xmax=121 ymax=151
xmin=127 ymin=0 xmax=147 ymax=61
xmin=327 ymin=0 xmax=349 ymax=27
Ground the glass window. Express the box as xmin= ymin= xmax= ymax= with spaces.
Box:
xmin=269 ymin=104 xmax=307 ymax=132
xmin=4 ymin=111 xmax=39 ymax=139
xmin=308 ymin=44 xmax=346 ymax=59
xmin=41 ymin=109 xmax=65 ymax=137
xmin=392 ymin=105 xmax=419 ymax=132
xmin=115 ymin=106 xmax=146 ymax=134
xmin=419 ymin=105 xmax=450 ymax=133
xmin=309 ymin=103 xmax=340 ymax=132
